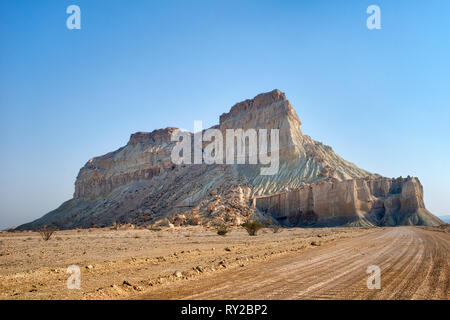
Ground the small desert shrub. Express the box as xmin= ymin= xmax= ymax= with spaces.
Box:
xmin=111 ymin=221 xmax=119 ymax=230
xmin=242 ymin=220 xmax=264 ymax=236
xmin=216 ymin=225 xmax=229 ymax=236
xmin=148 ymin=227 xmax=162 ymax=232
xmin=39 ymin=225 xmax=56 ymax=241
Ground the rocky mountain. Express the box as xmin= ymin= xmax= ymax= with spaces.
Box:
xmin=18 ymin=90 xmax=443 ymax=229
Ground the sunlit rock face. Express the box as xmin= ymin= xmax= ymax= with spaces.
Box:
xmin=255 ymin=177 xmax=443 ymax=227
xmin=17 ymin=90 xmax=443 ymax=230
xmin=74 ymin=128 xmax=178 ymax=200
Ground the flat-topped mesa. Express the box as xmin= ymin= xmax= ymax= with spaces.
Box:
xmin=17 ymin=89 xmax=442 ymax=230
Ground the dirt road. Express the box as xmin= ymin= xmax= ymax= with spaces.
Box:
xmin=140 ymin=227 xmax=449 ymax=299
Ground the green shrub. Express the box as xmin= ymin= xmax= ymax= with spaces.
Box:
xmin=216 ymin=225 xmax=229 ymax=236
xmin=241 ymin=220 xmax=264 ymax=236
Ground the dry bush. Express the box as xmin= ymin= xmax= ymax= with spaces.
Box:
xmin=216 ymin=224 xmax=229 ymax=236
xmin=111 ymin=221 xmax=119 ymax=230
xmin=39 ymin=225 xmax=56 ymax=241
xmin=241 ymin=220 xmax=264 ymax=236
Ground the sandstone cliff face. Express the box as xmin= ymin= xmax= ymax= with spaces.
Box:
xmin=17 ymin=90 xmax=443 ymax=230
xmin=74 ymin=128 xmax=178 ymax=200
xmin=254 ymin=177 xmax=442 ymax=227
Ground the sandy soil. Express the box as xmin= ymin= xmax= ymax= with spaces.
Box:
xmin=139 ymin=226 xmax=449 ymax=300
xmin=0 ymin=225 xmax=447 ymax=300
xmin=0 ymin=225 xmax=373 ymax=299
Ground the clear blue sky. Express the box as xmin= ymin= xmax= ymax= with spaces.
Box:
xmin=1 ymin=0 xmax=449 ymax=229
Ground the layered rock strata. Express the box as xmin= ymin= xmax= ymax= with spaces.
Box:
xmin=17 ymin=90 xmax=443 ymax=229
xmin=254 ymin=177 xmax=442 ymax=227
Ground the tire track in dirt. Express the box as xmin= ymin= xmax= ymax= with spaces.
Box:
xmin=290 ymin=228 xmax=415 ymax=299
xmin=169 ymin=228 xmax=411 ymax=299
xmin=182 ymin=231 xmax=398 ymax=299
xmin=363 ymin=228 xmax=422 ymax=299
xmin=139 ymin=227 xmax=449 ymax=300
xmin=411 ymin=229 xmax=449 ymax=299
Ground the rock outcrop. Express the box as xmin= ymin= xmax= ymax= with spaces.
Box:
xmin=74 ymin=128 xmax=178 ymax=200
xmin=17 ymin=90 xmax=443 ymax=229
xmin=254 ymin=176 xmax=443 ymax=227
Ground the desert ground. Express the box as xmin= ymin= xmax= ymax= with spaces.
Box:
xmin=0 ymin=225 xmax=448 ymax=300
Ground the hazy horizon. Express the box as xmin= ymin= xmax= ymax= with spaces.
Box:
xmin=1 ymin=0 xmax=449 ymax=229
